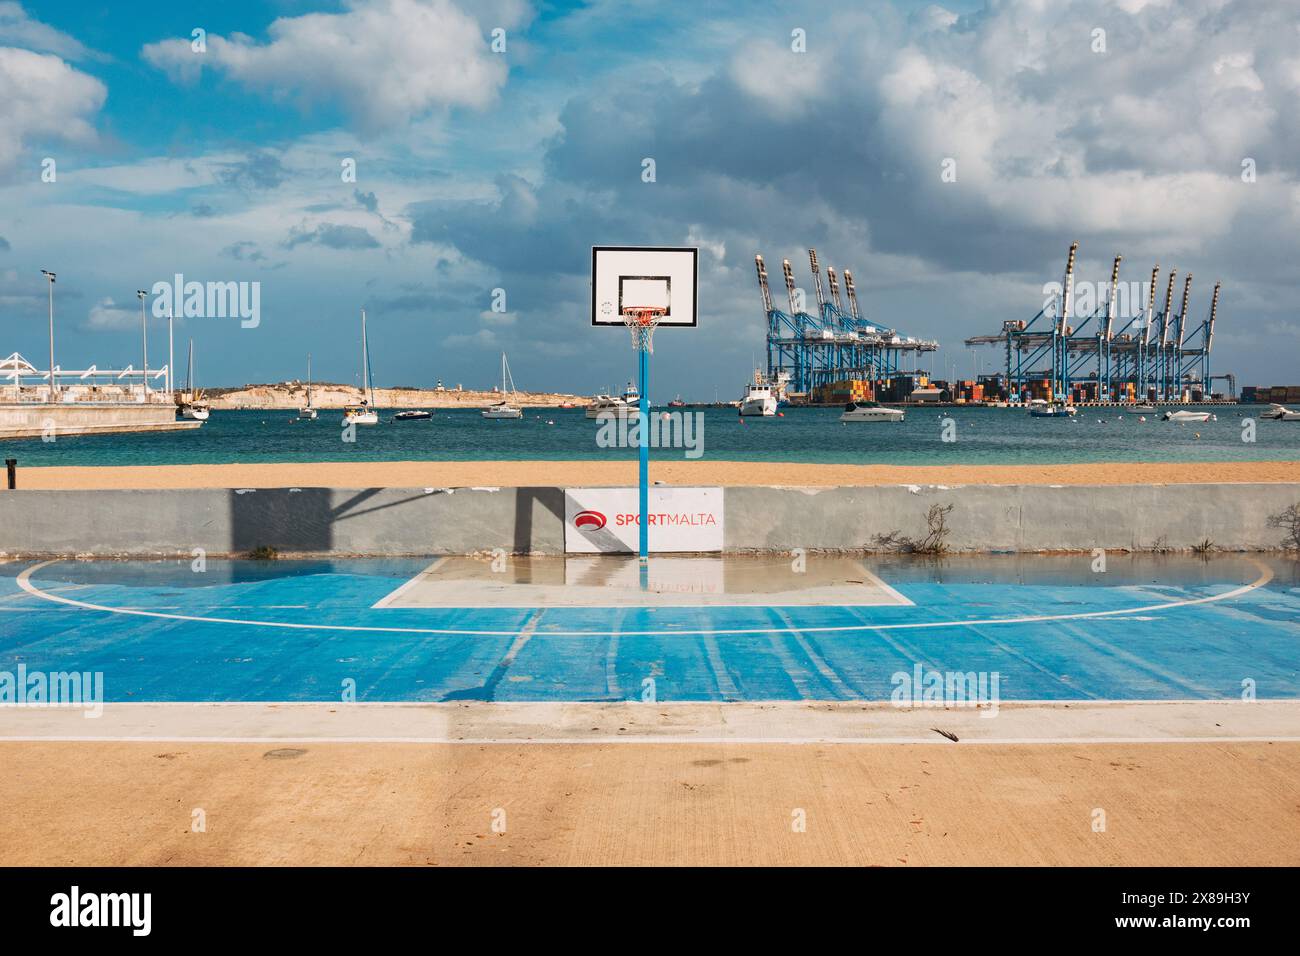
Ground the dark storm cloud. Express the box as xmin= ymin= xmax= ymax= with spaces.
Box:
xmin=221 ymin=240 xmax=266 ymax=262
xmin=284 ymin=222 xmax=380 ymax=250
xmin=217 ymin=151 xmax=288 ymax=190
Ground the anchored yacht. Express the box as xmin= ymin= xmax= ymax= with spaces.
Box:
xmin=840 ymin=400 xmax=905 ymax=422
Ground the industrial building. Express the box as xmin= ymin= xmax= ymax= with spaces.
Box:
xmin=756 ymin=249 xmax=939 ymax=404
xmin=965 ymin=242 xmax=1232 ymax=405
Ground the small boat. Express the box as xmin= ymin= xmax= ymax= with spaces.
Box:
xmin=298 ymin=353 xmax=317 ymax=420
xmin=840 ymin=400 xmax=905 ymax=422
xmin=342 ymin=309 xmax=379 ymax=426
xmin=1028 ymin=399 xmax=1076 ymax=417
xmin=1163 ymin=409 xmax=1215 ymax=423
xmin=393 ymin=409 xmax=431 ymax=421
xmin=1128 ymin=403 xmax=1156 ymax=413
xmin=586 ymin=393 xmax=636 ymax=418
xmin=740 ymin=371 xmax=777 ymax=416
xmin=1261 ymin=403 xmax=1300 ymax=421
xmin=622 ymin=381 xmax=640 ymax=405
xmin=178 ymin=340 xmax=209 ymax=421
xmin=481 ymin=352 xmax=523 ymax=419
xmin=343 ymin=404 xmax=378 ymax=426
xmin=668 ymin=395 xmax=686 ymax=408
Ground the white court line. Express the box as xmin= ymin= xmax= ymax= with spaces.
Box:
xmin=855 ymin=561 xmax=914 ymax=607
xmin=6 ymin=700 xmax=1297 ymax=745
xmin=369 ymin=556 xmax=448 ymax=609
xmin=15 ymin=559 xmax=1273 ymax=638
xmin=5 ymin=736 xmax=1298 ymax=745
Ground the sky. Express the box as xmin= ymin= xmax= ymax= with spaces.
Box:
xmin=0 ymin=0 xmax=1297 ymax=398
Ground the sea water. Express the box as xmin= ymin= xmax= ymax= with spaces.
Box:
xmin=4 ymin=405 xmax=1297 ymax=467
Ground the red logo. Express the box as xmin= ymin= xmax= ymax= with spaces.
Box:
xmin=574 ymin=509 xmax=607 ymax=530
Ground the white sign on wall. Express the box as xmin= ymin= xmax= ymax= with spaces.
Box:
xmin=565 ymin=486 xmax=723 ymax=553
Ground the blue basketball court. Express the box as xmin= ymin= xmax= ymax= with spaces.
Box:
xmin=1 ymin=554 xmax=1296 ymax=704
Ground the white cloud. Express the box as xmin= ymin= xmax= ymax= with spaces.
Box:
xmin=0 ymin=2 xmax=100 ymax=61
xmin=445 ymin=328 xmax=498 ymax=348
xmin=0 ymin=46 xmax=105 ymax=174
xmin=729 ymin=39 xmax=828 ymax=117
xmin=85 ymin=296 xmax=139 ymax=331
xmin=143 ymin=0 xmax=520 ymax=131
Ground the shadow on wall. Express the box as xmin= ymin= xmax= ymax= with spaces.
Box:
xmin=226 ymin=486 xmax=567 ymax=555
xmin=228 ymin=488 xmax=336 ymax=553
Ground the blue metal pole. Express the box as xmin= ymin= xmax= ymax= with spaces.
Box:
xmin=638 ymin=345 xmax=649 ymax=563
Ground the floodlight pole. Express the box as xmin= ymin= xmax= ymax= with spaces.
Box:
xmin=167 ymin=310 xmax=174 ymax=398
xmin=41 ymin=270 xmax=56 ymax=402
xmin=137 ymin=290 xmax=150 ymax=400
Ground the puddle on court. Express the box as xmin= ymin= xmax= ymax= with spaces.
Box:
xmin=373 ymin=554 xmax=915 ymax=608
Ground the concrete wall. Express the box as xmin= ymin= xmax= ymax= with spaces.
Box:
xmin=0 ymin=483 xmax=1296 ymax=556
xmin=0 ymin=487 xmax=566 ymax=556
xmin=724 ymin=484 xmax=1300 ymax=552
xmin=0 ymin=403 xmax=193 ymax=439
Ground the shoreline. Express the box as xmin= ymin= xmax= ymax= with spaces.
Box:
xmin=12 ymin=459 xmax=1300 ymax=490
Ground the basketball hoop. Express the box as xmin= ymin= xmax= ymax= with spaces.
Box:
xmin=622 ymin=307 xmax=666 ymax=354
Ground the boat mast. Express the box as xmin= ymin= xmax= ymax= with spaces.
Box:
xmin=361 ymin=310 xmax=372 ymax=404
xmin=186 ymin=339 xmax=194 ymax=394
xmin=501 ymin=351 xmax=517 ymax=401
xmin=306 ymin=353 xmax=312 ymax=406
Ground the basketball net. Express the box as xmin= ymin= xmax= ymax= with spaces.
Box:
xmin=622 ymin=307 xmax=666 ymax=354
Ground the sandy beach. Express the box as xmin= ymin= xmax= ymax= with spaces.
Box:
xmin=14 ymin=458 xmax=1300 ymax=490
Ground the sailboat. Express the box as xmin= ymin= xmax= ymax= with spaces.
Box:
xmin=342 ymin=310 xmax=379 ymax=426
xmin=481 ymin=352 xmax=523 ymax=419
xmin=178 ymin=340 xmax=210 ymax=421
xmin=297 ymin=353 xmax=317 ymax=420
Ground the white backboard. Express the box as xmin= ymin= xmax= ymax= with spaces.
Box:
xmin=591 ymin=246 xmax=698 ymax=326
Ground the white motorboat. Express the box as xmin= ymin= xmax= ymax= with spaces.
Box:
xmin=1163 ymin=409 xmax=1215 ymax=423
xmin=298 ymin=353 xmax=317 ymax=420
xmin=840 ymin=400 xmax=905 ymax=422
xmin=740 ymin=371 xmax=777 ymax=416
xmin=1028 ymin=399 xmax=1076 ymax=417
xmin=1261 ymin=403 xmax=1300 ymax=421
xmin=342 ymin=309 xmax=379 ymax=426
xmin=1128 ymin=403 xmax=1156 ymax=413
xmin=586 ymin=393 xmax=636 ymax=418
xmin=481 ymin=352 xmax=523 ymax=419
xmin=177 ymin=339 xmax=209 ymax=421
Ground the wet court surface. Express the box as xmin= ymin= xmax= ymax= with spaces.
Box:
xmin=1 ymin=554 xmax=1297 ymax=703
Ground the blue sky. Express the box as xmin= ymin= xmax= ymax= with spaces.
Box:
xmin=1 ymin=0 xmax=1296 ymax=396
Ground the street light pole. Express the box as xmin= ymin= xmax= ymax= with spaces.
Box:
xmin=136 ymin=290 xmax=149 ymax=400
xmin=40 ymin=270 xmax=56 ymax=401
xmin=167 ymin=310 xmax=174 ymax=399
